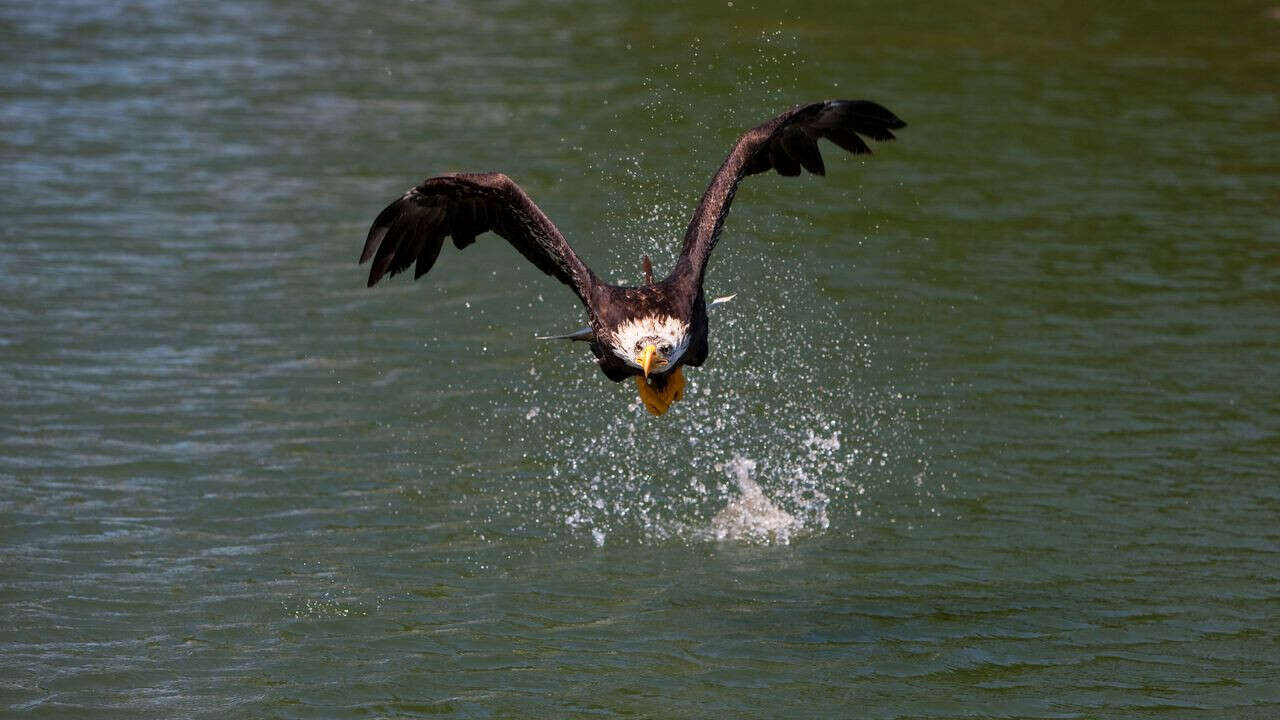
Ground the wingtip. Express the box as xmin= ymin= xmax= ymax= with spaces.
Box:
xmin=830 ymin=99 xmax=907 ymax=132
xmin=360 ymin=225 xmax=389 ymax=264
xmin=366 ymin=252 xmax=395 ymax=287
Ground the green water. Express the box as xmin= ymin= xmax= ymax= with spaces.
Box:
xmin=3 ymin=1 xmax=1278 ymax=717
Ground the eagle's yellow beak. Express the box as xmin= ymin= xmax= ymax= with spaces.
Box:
xmin=633 ymin=344 xmax=680 ymax=415
xmin=637 ymin=343 xmax=660 ymax=379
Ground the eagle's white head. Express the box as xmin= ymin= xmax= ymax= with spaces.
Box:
xmin=610 ymin=315 xmax=690 ymax=378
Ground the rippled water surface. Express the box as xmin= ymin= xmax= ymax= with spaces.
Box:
xmin=3 ymin=1 xmax=1278 ymax=717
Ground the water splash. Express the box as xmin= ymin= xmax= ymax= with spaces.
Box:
xmin=706 ymin=456 xmax=807 ymax=544
xmin=456 ymin=264 xmax=933 ymax=547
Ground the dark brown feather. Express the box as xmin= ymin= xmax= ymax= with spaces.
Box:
xmin=450 ymin=199 xmax=480 ymax=249
xmin=741 ymin=150 xmax=773 ymax=177
xmin=360 ymin=225 xmax=389 ymax=264
xmin=674 ymin=99 xmax=905 ymax=286
xmin=825 ymin=127 xmax=872 ymax=155
xmin=769 ymin=141 xmax=802 ymax=177
xmin=367 ymin=212 xmax=413 ymax=285
xmin=359 ymin=173 xmax=597 ymax=304
xmin=450 ymin=222 xmax=477 ymax=250
xmin=388 ymin=213 xmax=430 ymax=278
xmin=783 ymin=129 xmax=826 ymax=175
xmin=414 ymin=229 xmax=447 ymax=279
xmin=360 ymin=200 xmax=403 ymax=263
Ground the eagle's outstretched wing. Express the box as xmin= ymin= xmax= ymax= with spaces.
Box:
xmin=360 ymin=173 xmax=597 ymax=303
xmin=672 ymin=100 xmax=905 ymax=286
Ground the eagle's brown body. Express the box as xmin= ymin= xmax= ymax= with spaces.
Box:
xmin=586 ymin=281 xmax=708 ymax=386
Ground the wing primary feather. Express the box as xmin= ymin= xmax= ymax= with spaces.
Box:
xmin=372 ymin=205 xmax=443 ymax=285
xmin=838 ymin=100 xmax=906 ymax=132
xmin=783 ymin=130 xmax=826 ymax=175
xmin=769 ymin=141 xmax=802 ymax=177
xmin=360 ymin=197 xmax=407 ymax=263
xmin=675 ymin=98 xmax=906 ymax=287
xmin=388 ymin=213 xmax=430 ymax=278
xmin=360 ymin=225 xmax=389 ymax=264
xmin=367 ymin=215 xmax=410 ymax=285
xmin=824 ymin=127 xmax=872 ymax=155
xmin=359 ymin=172 xmax=598 ymax=305
xmin=414 ymin=229 xmax=447 ymax=279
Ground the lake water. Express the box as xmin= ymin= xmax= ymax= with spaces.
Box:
xmin=3 ymin=1 xmax=1278 ymax=717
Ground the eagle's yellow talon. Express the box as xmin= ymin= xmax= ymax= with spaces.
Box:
xmin=634 ymin=367 xmax=686 ymax=416
xmin=667 ymin=367 xmax=685 ymax=403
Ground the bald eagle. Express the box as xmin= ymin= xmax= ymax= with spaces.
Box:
xmin=359 ymin=99 xmax=905 ymax=415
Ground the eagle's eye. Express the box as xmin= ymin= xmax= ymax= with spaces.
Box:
xmin=660 ymin=343 xmax=672 ymax=355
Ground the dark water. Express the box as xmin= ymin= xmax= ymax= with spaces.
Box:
xmin=3 ymin=1 xmax=1278 ymax=717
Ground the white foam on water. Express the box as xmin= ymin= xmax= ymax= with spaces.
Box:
xmin=706 ymin=456 xmax=805 ymax=544
xmin=471 ymin=308 xmax=930 ymax=547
